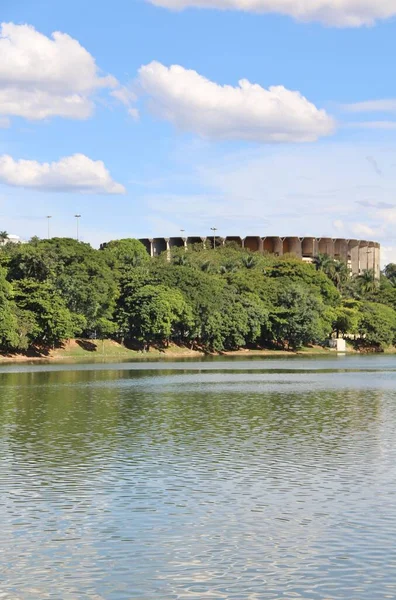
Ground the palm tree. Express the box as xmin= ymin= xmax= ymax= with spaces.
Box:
xmin=384 ymin=263 xmax=396 ymax=287
xmin=358 ymin=269 xmax=377 ymax=296
xmin=313 ymin=253 xmax=333 ymax=274
xmin=0 ymin=231 xmax=9 ymax=246
xmin=173 ymin=253 xmax=188 ymax=266
xmin=242 ymin=255 xmax=257 ymax=269
xmin=330 ymin=260 xmax=349 ymax=290
xmin=201 ymin=260 xmax=212 ymax=273
xmin=220 ymin=262 xmax=239 ymax=274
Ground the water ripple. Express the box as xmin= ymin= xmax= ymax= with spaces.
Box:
xmin=0 ymin=356 xmax=396 ymax=598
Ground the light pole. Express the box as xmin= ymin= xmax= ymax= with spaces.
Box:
xmin=210 ymin=227 xmax=217 ymax=249
xmin=46 ymin=215 xmax=52 ymax=239
xmin=180 ymin=229 xmax=187 ymax=252
xmin=75 ymin=214 xmax=81 ymax=241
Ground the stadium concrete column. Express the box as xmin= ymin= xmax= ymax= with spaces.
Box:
xmin=244 ymin=237 xmax=261 ymax=252
xmin=366 ymin=243 xmax=376 ymax=274
xmin=358 ymin=242 xmax=370 ymax=272
xmin=225 ymin=237 xmax=243 ymax=248
xmin=273 ymin=237 xmax=283 ymax=256
xmin=301 ymin=237 xmax=315 ymax=258
xmin=318 ymin=238 xmax=335 ymax=257
xmin=349 ymin=240 xmax=360 ymax=275
xmin=334 ymin=238 xmax=349 ymax=263
xmin=288 ymin=237 xmax=303 ymax=257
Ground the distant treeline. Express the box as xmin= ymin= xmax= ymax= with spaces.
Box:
xmin=0 ymin=236 xmax=395 ymax=353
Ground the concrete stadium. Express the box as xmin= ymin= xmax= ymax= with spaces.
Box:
xmin=139 ymin=236 xmax=381 ymax=278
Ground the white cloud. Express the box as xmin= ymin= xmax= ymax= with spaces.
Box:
xmin=351 ymin=222 xmax=378 ymax=237
xmin=0 ymin=154 xmax=125 ymax=194
xmin=348 ymin=121 xmax=396 ymax=130
xmin=128 ymin=108 xmax=140 ymax=120
xmin=0 ymin=23 xmax=130 ymax=122
xmin=381 ymin=246 xmax=396 ymax=265
xmin=137 ymin=62 xmax=335 ymax=143
xmin=377 ymin=208 xmax=396 ymax=223
xmin=333 ymin=219 xmax=345 ymax=231
xmin=110 ymin=87 xmax=137 ymax=106
xmin=147 ymin=0 xmax=396 ymax=27
xmin=343 ymin=99 xmax=396 ymax=112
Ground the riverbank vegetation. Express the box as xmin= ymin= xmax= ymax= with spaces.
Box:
xmin=0 ymin=236 xmax=395 ymax=355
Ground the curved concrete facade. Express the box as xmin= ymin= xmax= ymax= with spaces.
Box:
xmin=139 ymin=236 xmax=381 ymax=279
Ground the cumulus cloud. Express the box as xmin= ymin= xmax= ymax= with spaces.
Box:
xmin=137 ymin=62 xmax=335 ymax=143
xmin=0 ymin=154 xmax=125 ymax=194
xmin=0 ymin=22 xmax=130 ymax=122
xmin=147 ymin=0 xmax=396 ymax=27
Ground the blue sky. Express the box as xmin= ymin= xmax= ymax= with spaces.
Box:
xmin=1 ymin=0 xmax=396 ymax=263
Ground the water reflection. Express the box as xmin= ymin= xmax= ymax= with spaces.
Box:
xmin=0 ymin=358 xmax=396 ymax=598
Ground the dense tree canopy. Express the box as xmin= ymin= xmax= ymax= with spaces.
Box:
xmin=0 ymin=238 xmax=395 ymax=353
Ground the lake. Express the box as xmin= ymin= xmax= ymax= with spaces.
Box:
xmin=1 ymin=354 xmax=396 ymax=599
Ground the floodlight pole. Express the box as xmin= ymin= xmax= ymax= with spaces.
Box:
xmin=210 ymin=227 xmax=217 ymax=249
xmin=46 ymin=216 xmax=52 ymax=239
xmin=75 ymin=214 xmax=81 ymax=241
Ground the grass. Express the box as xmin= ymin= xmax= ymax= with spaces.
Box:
xmin=0 ymin=339 xmax=356 ymax=363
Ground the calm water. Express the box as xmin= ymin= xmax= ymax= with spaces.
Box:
xmin=1 ymin=355 xmax=396 ymax=599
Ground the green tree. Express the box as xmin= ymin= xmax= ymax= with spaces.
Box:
xmin=313 ymin=253 xmax=333 ymax=274
xmin=0 ymin=268 xmax=19 ymax=351
xmin=120 ymin=284 xmax=193 ymax=348
xmin=4 ymin=243 xmax=56 ymax=281
xmin=267 ymin=257 xmax=340 ymax=306
xmin=241 ymin=255 xmax=257 ymax=269
xmin=0 ymin=231 xmax=9 ymax=246
xmin=384 ymin=263 xmax=396 ymax=286
xmin=330 ymin=260 xmax=349 ymax=290
xmin=358 ymin=269 xmax=378 ymax=297
xmin=270 ymin=284 xmax=332 ymax=350
xmin=199 ymin=291 xmax=268 ymax=351
xmin=5 ymin=238 xmax=118 ymax=334
xmin=101 ymin=238 xmax=150 ymax=272
xmin=332 ymin=300 xmax=360 ymax=337
xmin=13 ymin=280 xmax=84 ymax=347
xmin=358 ymin=302 xmax=396 ymax=348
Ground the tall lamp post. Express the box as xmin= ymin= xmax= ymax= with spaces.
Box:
xmin=180 ymin=229 xmax=187 ymax=251
xmin=75 ymin=214 xmax=81 ymax=241
xmin=46 ymin=215 xmax=52 ymax=239
xmin=210 ymin=227 xmax=217 ymax=249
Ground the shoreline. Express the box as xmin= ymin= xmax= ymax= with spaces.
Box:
xmin=0 ymin=339 xmax=351 ymax=364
